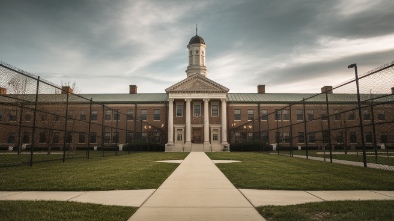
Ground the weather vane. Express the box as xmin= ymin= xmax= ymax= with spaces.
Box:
xmin=196 ymin=24 xmax=198 ymax=35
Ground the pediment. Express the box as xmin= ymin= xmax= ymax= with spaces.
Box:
xmin=165 ymin=74 xmax=229 ymax=93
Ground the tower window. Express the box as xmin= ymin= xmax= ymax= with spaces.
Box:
xmin=195 ymin=50 xmax=199 ymax=54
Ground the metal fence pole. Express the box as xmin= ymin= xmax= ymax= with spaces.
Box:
xmin=17 ymin=105 xmax=24 ymax=155
xmin=303 ymin=99 xmax=309 ymax=159
xmin=116 ymin=109 xmax=119 ymax=155
xmin=62 ymin=89 xmax=69 ymax=163
xmin=30 ymin=76 xmax=40 ymax=166
xmin=350 ymin=64 xmax=367 ymax=167
xmin=276 ymin=110 xmax=279 ymax=155
xmin=370 ymin=103 xmax=378 ymax=160
xmin=325 ymin=90 xmax=333 ymax=163
xmin=101 ymin=104 xmax=105 ymax=157
xmin=87 ymin=98 xmax=92 ymax=159
xmin=289 ymin=105 xmax=293 ymax=157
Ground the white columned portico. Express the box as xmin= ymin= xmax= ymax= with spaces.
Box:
xmin=203 ymin=99 xmax=210 ymax=149
xmin=185 ymin=99 xmax=192 ymax=148
xmin=167 ymin=99 xmax=174 ymax=145
xmin=221 ymin=99 xmax=228 ymax=149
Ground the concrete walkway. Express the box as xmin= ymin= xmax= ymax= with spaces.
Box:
xmin=128 ymin=152 xmax=265 ymax=221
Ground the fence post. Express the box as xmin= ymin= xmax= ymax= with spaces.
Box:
xmin=325 ymin=89 xmax=333 ymax=163
xmin=17 ymin=105 xmax=24 ymax=155
xmin=276 ymin=110 xmax=279 ymax=155
xmin=62 ymin=89 xmax=69 ymax=163
xmin=30 ymin=76 xmax=40 ymax=166
xmin=351 ymin=64 xmax=367 ymax=167
xmin=303 ymin=98 xmax=309 ymax=159
xmin=116 ymin=109 xmax=119 ymax=156
xmin=87 ymin=98 xmax=92 ymax=159
xmin=370 ymin=103 xmax=378 ymax=161
xmin=289 ymin=105 xmax=293 ymax=157
xmin=126 ymin=113 xmax=129 ymax=154
xmin=101 ymin=104 xmax=105 ymax=157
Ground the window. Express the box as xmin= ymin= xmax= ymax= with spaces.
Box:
xmin=177 ymin=129 xmax=183 ymax=141
xmin=213 ymin=129 xmax=219 ymax=141
xmin=66 ymin=132 xmax=72 ymax=143
xmin=235 ymin=132 xmax=241 ymax=142
xmin=154 ymin=132 xmax=161 ymax=143
xmin=307 ymin=110 xmax=314 ymax=121
xmin=363 ymin=110 xmax=370 ymax=120
xmin=105 ymin=110 xmax=111 ymax=120
xmin=141 ymin=109 xmax=147 ymax=120
xmin=365 ymin=132 xmax=372 ymax=143
xmin=336 ymin=132 xmax=344 ymax=143
xmin=104 ymin=132 xmax=111 ymax=143
xmin=23 ymin=132 xmax=30 ymax=143
xmin=9 ymin=110 xmax=17 ymax=121
xmin=211 ymin=104 xmax=219 ymax=117
xmin=348 ymin=112 xmax=355 ymax=120
xmin=261 ymin=109 xmax=268 ymax=120
xmin=176 ymin=104 xmax=183 ymax=117
xmin=298 ymin=132 xmax=305 ymax=143
xmin=275 ymin=110 xmax=282 ymax=120
xmin=378 ymin=112 xmax=385 ymax=121
xmin=247 ymin=132 xmax=253 ymax=142
xmin=308 ymin=133 xmax=316 ymax=143
xmin=80 ymin=111 xmax=87 ymax=121
xmin=53 ymin=132 xmax=60 ymax=144
xmin=54 ymin=114 xmax=60 ymax=122
xmin=321 ymin=110 xmax=327 ymax=120
xmin=350 ymin=132 xmax=357 ymax=143
xmin=248 ymin=109 xmax=254 ymax=121
xmin=283 ymin=132 xmax=290 ymax=143
xmin=127 ymin=109 xmax=134 ymax=120
xmin=112 ymin=132 xmax=119 ymax=143
xmin=322 ymin=130 xmax=330 ymax=143
xmin=380 ymin=135 xmax=388 ymax=143
xmin=296 ymin=110 xmax=303 ymax=121
xmin=39 ymin=131 xmax=46 ymax=143
xmin=154 ymin=109 xmax=160 ymax=120
xmin=275 ymin=132 xmax=281 ymax=143
xmin=67 ymin=111 xmax=73 ymax=121
xmin=113 ymin=110 xmax=120 ymax=121
xmin=8 ymin=132 xmax=16 ymax=143
xmin=79 ymin=133 xmax=85 ymax=144
xmin=193 ymin=104 xmax=201 ymax=117
xmin=24 ymin=113 xmax=32 ymax=122
xmin=91 ymin=110 xmax=98 ymax=121
xmin=334 ymin=112 xmax=341 ymax=120
xmin=234 ymin=109 xmax=241 ymax=120
xmin=283 ymin=110 xmax=290 ymax=120
xmin=90 ymin=132 xmax=97 ymax=143
xmin=261 ymin=132 xmax=269 ymax=143
xmin=126 ymin=132 xmax=133 ymax=143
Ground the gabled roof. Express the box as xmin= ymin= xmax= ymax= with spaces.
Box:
xmin=165 ymin=73 xmax=229 ymax=93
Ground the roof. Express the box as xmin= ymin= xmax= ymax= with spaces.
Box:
xmin=189 ymin=35 xmax=205 ymax=45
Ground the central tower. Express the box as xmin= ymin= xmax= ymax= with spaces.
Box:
xmin=186 ymin=28 xmax=208 ymax=77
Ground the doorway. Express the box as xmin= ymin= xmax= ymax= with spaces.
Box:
xmin=192 ymin=128 xmax=203 ymax=144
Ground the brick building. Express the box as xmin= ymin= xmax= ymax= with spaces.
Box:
xmin=0 ymin=34 xmax=393 ymax=152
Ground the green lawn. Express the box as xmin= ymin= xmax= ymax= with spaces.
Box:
xmin=207 ymin=152 xmax=394 ymax=190
xmin=258 ymin=200 xmax=394 ymax=221
xmin=0 ymin=152 xmax=188 ymax=191
xmin=0 ymin=201 xmax=136 ymax=221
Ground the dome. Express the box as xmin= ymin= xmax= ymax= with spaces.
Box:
xmin=189 ymin=35 xmax=205 ymax=45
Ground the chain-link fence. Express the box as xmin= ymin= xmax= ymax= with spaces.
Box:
xmin=229 ymin=61 xmax=394 ymax=170
xmin=0 ymin=61 xmax=166 ymax=167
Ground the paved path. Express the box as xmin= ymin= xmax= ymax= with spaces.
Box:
xmin=128 ymin=152 xmax=265 ymax=221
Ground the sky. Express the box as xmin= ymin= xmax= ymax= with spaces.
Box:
xmin=1 ymin=0 xmax=394 ymax=94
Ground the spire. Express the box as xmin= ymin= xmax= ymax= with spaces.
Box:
xmin=196 ymin=24 xmax=198 ymax=35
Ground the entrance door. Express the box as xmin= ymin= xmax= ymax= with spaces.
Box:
xmin=192 ymin=128 xmax=203 ymax=144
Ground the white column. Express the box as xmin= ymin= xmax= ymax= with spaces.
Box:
xmin=185 ymin=99 xmax=191 ymax=146
xmin=167 ymin=99 xmax=174 ymax=145
xmin=221 ymin=99 xmax=228 ymax=145
xmin=204 ymin=98 xmax=210 ymax=145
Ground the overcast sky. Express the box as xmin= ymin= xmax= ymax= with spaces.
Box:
xmin=1 ymin=0 xmax=394 ymax=94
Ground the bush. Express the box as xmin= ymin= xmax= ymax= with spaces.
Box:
xmin=229 ymin=143 xmax=273 ymax=151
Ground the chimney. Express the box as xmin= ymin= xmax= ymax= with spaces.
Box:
xmin=0 ymin=87 xmax=6 ymax=95
xmin=129 ymin=85 xmax=137 ymax=94
xmin=257 ymin=85 xmax=265 ymax=94
xmin=321 ymin=86 xmax=333 ymax=94
xmin=61 ymin=86 xmax=73 ymax=94
xmin=391 ymin=87 xmax=394 ymax=94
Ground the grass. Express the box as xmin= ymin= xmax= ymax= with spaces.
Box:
xmin=258 ymin=200 xmax=394 ymax=221
xmin=0 ymin=201 xmax=136 ymax=221
xmin=0 ymin=152 xmax=189 ymax=191
xmin=206 ymin=152 xmax=394 ymax=190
